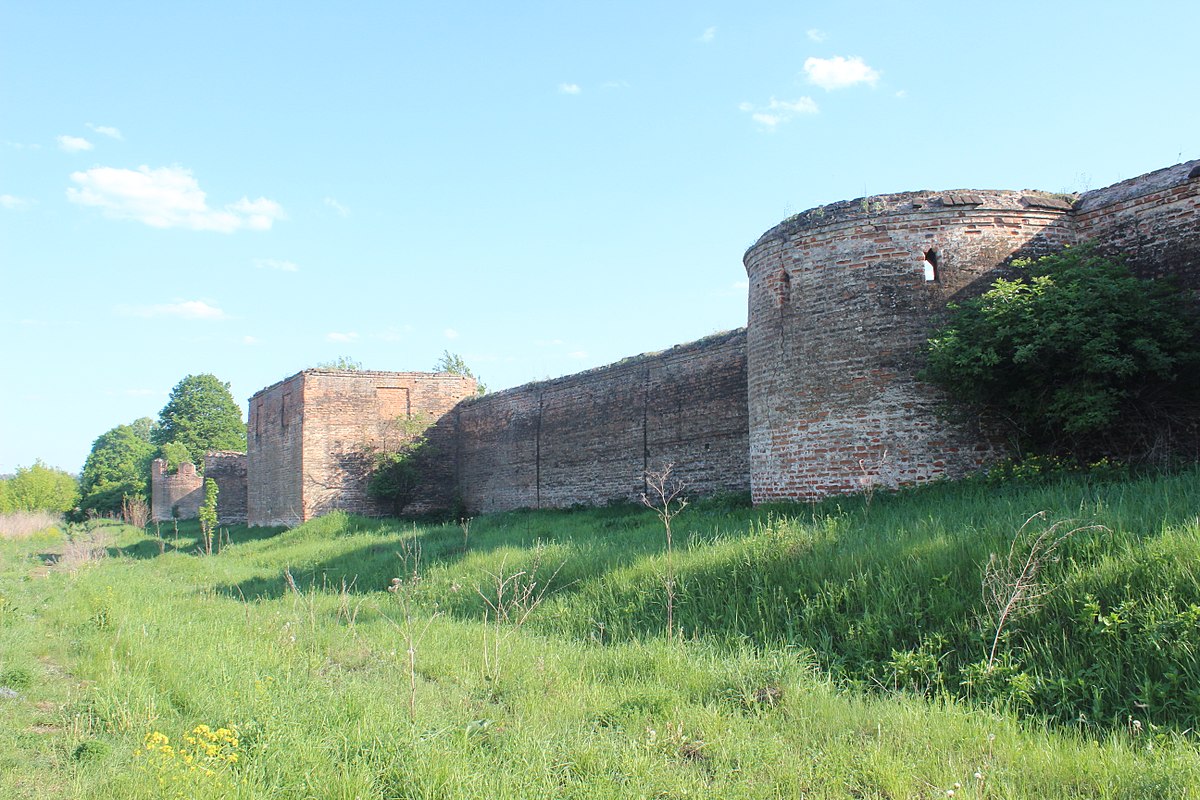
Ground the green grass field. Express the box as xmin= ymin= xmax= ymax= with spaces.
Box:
xmin=1 ymin=467 xmax=1198 ymax=798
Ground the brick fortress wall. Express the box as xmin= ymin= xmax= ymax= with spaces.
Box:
xmin=240 ymin=161 xmax=1198 ymax=522
xmin=744 ymin=190 xmax=1077 ymax=503
xmin=743 ymin=160 xmax=1200 ymax=504
xmin=247 ymin=370 xmax=476 ymax=526
xmin=453 ymin=330 xmax=748 ymax=514
xmin=205 ymin=451 xmax=248 ymax=525
xmin=150 ymin=459 xmax=203 ymax=521
xmin=1074 ymin=161 xmax=1200 ymax=301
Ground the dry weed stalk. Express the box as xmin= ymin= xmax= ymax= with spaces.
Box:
xmin=641 ymin=463 xmax=688 ymax=642
xmin=983 ymin=511 xmax=1107 ymax=668
xmin=121 ymin=495 xmax=150 ymax=528
xmin=477 ymin=547 xmax=565 ymax=683
xmin=379 ymin=540 xmax=439 ymax=721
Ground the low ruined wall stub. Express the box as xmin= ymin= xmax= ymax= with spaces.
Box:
xmin=150 ymin=459 xmax=204 ymax=521
xmin=205 ymin=450 xmax=248 ymax=525
xmin=455 ymin=330 xmax=749 ymax=514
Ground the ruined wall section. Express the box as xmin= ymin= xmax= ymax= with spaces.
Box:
xmin=247 ymin=374 xmax=305 ymax=527
xmin=298 ymin=371 xmax=475 ymax=519
xmin=204 ymin=451 xmax=248 ymax=525
xmin=150 ymin=459 xmax=203 ymax=521
xmin=455 ymin=330 xmax=748 ymax=514
xmin=743 ymin=191 xmax=1075 ymax=502
xmin=1074 ymin=160 xmax=1200 ymax=301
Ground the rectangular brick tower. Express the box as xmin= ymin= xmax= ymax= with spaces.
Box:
xmin=246 ymin=369 xmax=476 ymax=526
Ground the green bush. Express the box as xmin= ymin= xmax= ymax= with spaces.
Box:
xmin=923 ymin=245 xmax=1200 ymax=454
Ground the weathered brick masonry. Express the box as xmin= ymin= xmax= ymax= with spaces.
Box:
xmin=242 ymin=161 xmax=1198 ymax=523
xmin=150 ymin=459 xmax=202 ymax=521
xmin=1074 ymin=161 xmax=1200 ymax=298
xmin=150 ymin=453 xmax=248 ymax=524
xmin=247 ymin=370 xmax=476 ymax=526
xmin=205 ymin=451 xmax=248 ymax=524
xmin=743 ymin=160 xmax=1199 ymax=503
xmin=453 ymin=330 xmax=749 ymax=514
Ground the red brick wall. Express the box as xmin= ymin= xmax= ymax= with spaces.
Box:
xmin=204 ymin=451 xmax=248 ymax=525
xmin=1075 ymin=160 xmax=1200 ymax=301
xmin=454 ymin=330 xmax=749 ymax=514
xmin=150 ymin=459 xmax=203 ymax=521
xmin=743 ymin=191 xmax=1075 ymax=502
xmin=247 ymin=370 xmax=475 ymax=525
xmin=247 ymin=373 xmax=305 ymax=527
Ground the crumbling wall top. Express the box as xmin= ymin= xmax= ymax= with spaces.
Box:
xmin=746 ymin=188 xmax=1075 ymax=254
xmin=1074 ymin=159 xmax=1200 ymax=214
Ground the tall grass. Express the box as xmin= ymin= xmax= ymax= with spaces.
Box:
xmin=0 ymin=509 xmax=64 ymax=538
xmin=0 ymin=468 xmax=1198 ymax=798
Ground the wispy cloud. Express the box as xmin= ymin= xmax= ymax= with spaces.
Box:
xmin=0 ymin=194 xmax=30 ymax=210
xmin=558 ymin=83 xmax=582 ymax=95
xmin=567 ymin=350 xmax=588 ymax=359
xmin=119 ymin=300 xmax=229 ymax=320
xmin=324 ymin=196 xmax=350 ymax=217
xmin=253 ymin=258 xmax=298 ymax=272
xmin=894 ymin=89 xmax=908 ymax=99
xmin=242 ymin=335 xmax=261 ymax=345
xmin=85 ymin=123 xmax=123 ymax=140
xmin=371 ymin=325 xmax=412 ymax=342
xmin=697 ymin=26 xmax=717 ymax=44
xmin=444 ymin=328 xmax=460 ymax=340
xmin=57 ymin=135 xmax=93 ymax=153
xmin=326 ymin=331 xmax=359 ymax=343
xmin=803 ymin=55 xmax=880 ymax=90
xmin=739 ymin=96 xmax=819 ymax=130
xmin=806 ymin=28 xmax=828 ymax=42
xmin=67 ymin=165 xmax=285 ymax=232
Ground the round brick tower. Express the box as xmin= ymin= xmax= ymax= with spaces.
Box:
xmin=743 ymin=189 xmax=1075 ymax=503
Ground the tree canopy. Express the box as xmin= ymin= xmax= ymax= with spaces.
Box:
xmin=152 ymin=374 xmax=247 ymax=465
xmin=79 ymin=420 xmax=156 ymax=516
xmin=434 ymin=351 xmax=487 ymax=395
xmin=0 ymin=460 xmax=79 ymax=514
xmin=923 ymin=246 xmax=1200 ymax=453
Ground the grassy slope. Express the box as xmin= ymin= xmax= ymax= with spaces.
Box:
xmin=0 ymin=468 xmax=1198 ymax=798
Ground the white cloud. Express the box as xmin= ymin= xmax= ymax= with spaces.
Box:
xmin=123 ymin=388 xmax=160 ymax=397
xmin=806 ymin=28 xmax=828 ymax=42
xmin=326 ymin=331 xmax=359 ymax=343
xmin=242 ymin=335 xmax=261 ymax=345
xmin=444 ymin=328 xmax=460 ymax=340
xmin=895 ymin=89 xmax=908 ymax=99
xmin=803 ymin=56 xmax=881 ymax=90
xmin=601 ymin=80 xmax=629 ymax=90
xmin=698 ymin=26 xmax=717 ymax=43
xmin=119 ymin=300 xmax=229 ymax=320
xmin=57 ymin=135 xmax=93 ymax=153
xmin=66 ymin=165 xmax=286 ymax=232
xmin=558 ymin=83 xmax=582 ymax=95
xmin=567 ymin=350 xmax=588 ymax=359
xmin=253 ymin=258 xmax=298 ymax=272
xmin=741 ymin=96 xmax=819 ymax=129
xmin=733 ymin=279 xmax=749 ymax=291
xmin=0 ymin=194 xmax=30 ymax=210
xmin=85 ymin=123 xmax=123 ymax=140
xmin=324 ymin=196 xmax=350 ymax=217
xmin=371 ymin=325 xmax=412 ymax=342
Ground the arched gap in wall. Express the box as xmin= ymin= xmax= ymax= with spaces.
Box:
xmin=922 ymin=248 xmax=939 ymax=282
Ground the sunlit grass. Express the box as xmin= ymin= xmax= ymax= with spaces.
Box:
xmin=1 ymin=466 xmax=1198 ymax=797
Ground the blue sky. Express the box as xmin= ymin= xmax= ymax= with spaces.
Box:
xmin=2 ymin=1 xmax=1197 ymax=475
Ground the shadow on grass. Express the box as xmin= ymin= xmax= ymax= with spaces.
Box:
xmin=106 ymin=521 xmax=287 ymax=561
